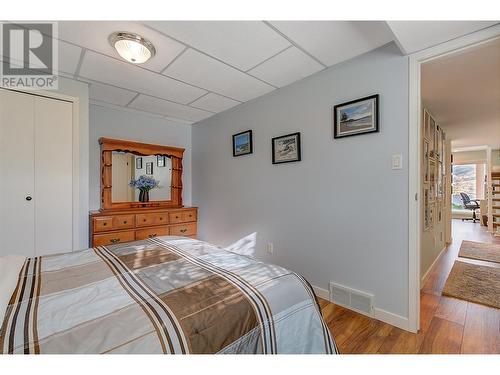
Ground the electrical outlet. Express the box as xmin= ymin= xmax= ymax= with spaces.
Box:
xmin=266 ymin=242 xmax=274 ymax=255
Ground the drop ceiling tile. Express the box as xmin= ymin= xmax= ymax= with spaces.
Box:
xmin=145 ymin=21 xmax=290 ymax=71
xmin=163 ymin=49 xmax=275 ymax=102
xmin=79 ymin=50 xmax=206 ymax=104
xmin=58 ymin=21 xmax=186 ymax=72
xmin=189 ymin=93 xmax=240 ymax=113
xmin=89 ymin=81 xmax=137 ymax=106
xmin=129 ymin=94 xmax=213 ymax=122
xmin=248 ymin=47 xmax=324 ymax=88
xmin=269 ymin=21 xmax=393 ymax=66
xmin=57 ymin=40 xmax=82 ymax=75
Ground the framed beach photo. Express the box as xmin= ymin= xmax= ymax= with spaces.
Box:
xmin=157 ymin=155 xmax=165 ymax=167
xmin=232 ymin=130 xmax=253 ymax=157
xmin=333 ymin=94 xmax=379 ymax=139
xmin=272 ymin=132 xmax=301 ymax=164
xmin=135 ymin=157 xmax=143 ymax=169
xmin=146 ymin=162 xmax=153 ymax=175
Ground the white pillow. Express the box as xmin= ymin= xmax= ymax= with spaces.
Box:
xmin=0 ymin=256 xmax=26 ymax=322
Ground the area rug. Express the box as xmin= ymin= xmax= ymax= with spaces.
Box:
xmin=458 ymin=240 xmax=500 ymax=264
xmin=442 ymin=261 xmax=500 ymax=309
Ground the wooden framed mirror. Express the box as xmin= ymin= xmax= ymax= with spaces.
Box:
xmin=99 ymin=137 xmax=184 ymax=210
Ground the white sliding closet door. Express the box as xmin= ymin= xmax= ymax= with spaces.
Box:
xmin=34 ymin=96 xmax=73 ymax=255
xmin=0 ymin=89 xmax=73 ymax=257
xmin=0 ymin=90 xmax=36 ymax=257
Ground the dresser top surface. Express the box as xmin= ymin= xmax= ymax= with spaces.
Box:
xmin=90 ymin=206 xmax=197 ymax=217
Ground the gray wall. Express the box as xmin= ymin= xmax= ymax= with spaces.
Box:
xmin=191 ymin=43 xmax=410 ymax=317
xmin=89 ymin=105 xmax=192 ymax=210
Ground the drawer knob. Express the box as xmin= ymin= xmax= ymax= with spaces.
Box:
xmin=143 ymin=219 xmax=146 ymax=222
xmin=180 ymin=229 xmax=187 ymax=233
xmin=110 ymin=238 xmax=120 ymax=243
xmin=160 ymin=217 xmax=163 ymax=220
xmin=103 ymin=223 xmax=107 ymax=226
xmin=123 ymin=221 xmax=127 ymax=224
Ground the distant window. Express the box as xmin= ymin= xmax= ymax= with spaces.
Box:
xmin=451 ymin=164 xmax=476 ymax=209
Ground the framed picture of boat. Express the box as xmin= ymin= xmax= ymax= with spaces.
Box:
xmin=272 ymin=132 xmax=301 ymax=164
xmin=333 ymin=94 xmax=379 ymax=139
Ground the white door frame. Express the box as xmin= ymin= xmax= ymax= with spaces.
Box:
xmin=407 ymin=24 xmax=500 ymax=332
xmin=1 ymin=87 xmax=81 ymax=252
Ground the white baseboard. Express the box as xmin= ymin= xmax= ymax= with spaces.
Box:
xmin=312 ymin=284 xmax=411 ymax=332
xmin=420 ymin=245 xmax=447 ymax=288
xmin=312 ymin=285 xmax=329 ymax=300
xmin=374 ymin=308 xmax=411 ymax=331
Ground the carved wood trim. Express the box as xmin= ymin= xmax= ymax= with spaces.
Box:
xmin=99 ymin=137 xmax=185 ymax=211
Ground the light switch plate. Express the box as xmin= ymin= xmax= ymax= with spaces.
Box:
xmin=392 ymin=153 xmax=403 ymax=169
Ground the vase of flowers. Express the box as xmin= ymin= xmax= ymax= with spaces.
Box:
xmin=129 ymin=175 xmax=159 ymax=203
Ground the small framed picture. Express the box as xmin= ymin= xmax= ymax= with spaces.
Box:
xmin=333 ymin=94 xmax=379 ymax=139
xmin=232 ymin=130 xmax=253 ymax=157
xmin=429 ymin=117 xmax=436 ymax=157
xmin=272 ymin=132 xmax=301 ymax=164
xmin=423 ymin=139 xmax=430 ymax=183
xmin=157 ymin=155 xmax=165 ymax=167
xmin=423 ymin=109 xmax=430 ymax=140
xmin=135 ymin=157 xmax=143 ymax=169
xmin=424 ymin=188 xmax=430 ymax=231
xmin=146 ymin=162 xmax=153 ymax=175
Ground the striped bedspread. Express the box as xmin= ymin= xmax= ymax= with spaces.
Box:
xmin=0 ymin=236 xmax=336 ymax=354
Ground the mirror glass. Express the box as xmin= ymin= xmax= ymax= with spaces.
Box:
xmin=111 ymin=151 xmax=172 ymax=202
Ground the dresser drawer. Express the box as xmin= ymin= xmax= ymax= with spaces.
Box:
xmin=136 ymin=212 xmax=168 ymax=227
xmin=93 ymin=230 xmax=135 ymax=246
xmin=93 ymin=217 xmax=113 ymax=232
xmin=169 ymin=209 xmax=197 ymax=224
xmin=136 ymin=227 xmax=169 ymax=240
xmin=113 ymin=215 xmax=135 ymax=230
xmin=170 ymin=223 xmax=197 ymax=236
xmin=93 ymin=215 xmax=135 ymax=232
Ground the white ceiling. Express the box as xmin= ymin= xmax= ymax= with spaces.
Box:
xmin=386 ymin=21 xmax=498 ymax=54
xmin=1 ymin=21 xmax=497 ymax=124
xmin=422 ymin=37 xmax=500 ymax=149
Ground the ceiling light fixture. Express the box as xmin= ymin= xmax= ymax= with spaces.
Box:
xmin=109 ymin=32 xmax=156 ymax=64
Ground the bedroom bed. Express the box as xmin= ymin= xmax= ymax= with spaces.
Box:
xmin=0 ymin=236 xmax=337 ymax=354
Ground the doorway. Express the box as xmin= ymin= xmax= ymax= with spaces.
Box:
xmin=408 ymin=25 xmax=500 ymax=332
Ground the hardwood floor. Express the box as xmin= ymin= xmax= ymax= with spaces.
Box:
xmin=319 ymin=219 xmax=500 ymax=354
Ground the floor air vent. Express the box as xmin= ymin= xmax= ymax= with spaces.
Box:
xmin=329 ymin=282 xmax=374 ymax=316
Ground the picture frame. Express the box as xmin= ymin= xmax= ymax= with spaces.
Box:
xmin=423 ymin=109 xmax=430 ymax=140
xmin=435 ymin=125 xmax=442 ymax=161
xmin=333 ymin=94 xmax=379 ymax=139
xmin=437 ymin=162 xmax=443 ymax=200
xmin=146 ymin=162 xmax=153 ymax=175
xmin=135 ymin=157 xmax=143 ymax=169
xmin=424 ymin=188 xmax=431 ymax=231
xmin=423 ymin=139 xmax=430 ymax=183
xmin=429 ymin=117 xmax=436 ymax=158
xmin=440 ymin=130 xmax=446 ymax=164
xmin=272 ymin=132 xmax=301 ymax=164
xmin=232 ymin=130 xmax=253 ymax=157
xmin=157 ymin=155 xmax=165 ymax=167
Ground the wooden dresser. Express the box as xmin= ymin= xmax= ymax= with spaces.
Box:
xmin=90 ymin=137 xmax=197 ymax=247
xmin=90 ymin=207 xmax=197 ymax=247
